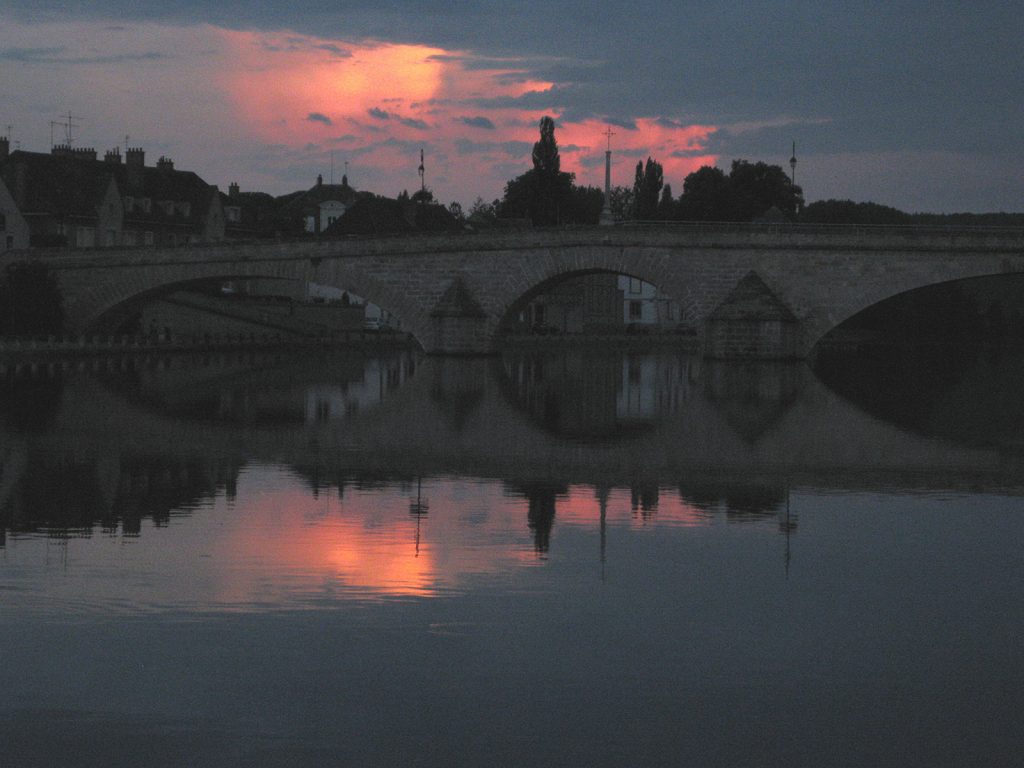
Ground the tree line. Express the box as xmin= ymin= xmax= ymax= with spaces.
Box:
xmin=467 ymin=116 xmax=804 ymax=227
xmin=471 ymin=116 xmax=1024 ymax=228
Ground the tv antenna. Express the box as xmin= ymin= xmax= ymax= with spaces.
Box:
xmin=50 ymin=111 xmax=84 ymax=147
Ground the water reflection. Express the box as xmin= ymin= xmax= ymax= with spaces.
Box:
xmin=815 ymin=345 xmax=1024 ymax=452
xmin=89 ymin=349 xmax=419 ymax=425
xmin=500 ymin=350 xmax=697 ymax=439
xmin=4 ymin=347 xmax=1024 ymax=766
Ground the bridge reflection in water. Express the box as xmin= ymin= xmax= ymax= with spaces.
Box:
xmin=4 ymin=346 xmax=1024 ymax=767
xmin=3 ymin=346 xmax=1023 ymax=555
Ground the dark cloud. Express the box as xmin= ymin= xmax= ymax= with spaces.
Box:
xmin=306 ymin=112 xmax=332 ymax=126
xmin=368 ymin=107 xmax=428 ymax=130
xmin=0 ymin=46 xmax=167 ymax=64
xmin=313 ymin=42 xmax=351 ymax=57
xmin=457 ymin=116 xmax=496 ymax=130
xmin=454 ymin=138 xmax=531 ymax=157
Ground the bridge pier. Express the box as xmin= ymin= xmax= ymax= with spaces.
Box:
xmin=428 ymin=277 xmax=493 ymax=355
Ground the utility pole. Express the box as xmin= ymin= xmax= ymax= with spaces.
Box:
xmin=789 ymin=141 xmax=797 ymax=186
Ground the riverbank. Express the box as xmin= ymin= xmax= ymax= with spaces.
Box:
xmin=0 ymin=330 xmax=417 ymax=361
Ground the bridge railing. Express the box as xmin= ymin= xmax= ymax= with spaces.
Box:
xmin=6 ymin=220 xmax=1024 ymax=259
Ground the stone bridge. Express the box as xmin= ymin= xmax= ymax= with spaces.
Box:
xmin=6 ymin=224 xmax=1024 ymax=356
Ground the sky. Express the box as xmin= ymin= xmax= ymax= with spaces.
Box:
xmin=1 ymin=1 xmax=1021 ymax=212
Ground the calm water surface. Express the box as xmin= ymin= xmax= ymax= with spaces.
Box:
xmin=2 ymin=348 xmax=1023 ymax=766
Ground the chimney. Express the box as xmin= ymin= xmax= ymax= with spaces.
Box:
xmin=72 ymin=147 xmax=97 ymax=161
xmin=52 ymin=143 xmax=73 ymax=157
xmin=0 ymin=136 xmax=8 ymax=161
xmin=126 ymin=146 xmax=145 ymax=193
xmin=104 ymin=147 xmax=122 ymax=164
xmin=228 ymin=182 xmax=240 ymax=198
xmin=157 ymin=156 xmax=174 ymax=172
xmin=317 ymin=173 xmax=323 ymax=187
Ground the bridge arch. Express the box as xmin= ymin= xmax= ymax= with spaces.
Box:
xmin=60 ymin=257 xmax=432 ymax=349
xmin=20 ymin=226 xmax=1024 ymax=357
xmin=810 ymin=271 xmax=1024 ymax=353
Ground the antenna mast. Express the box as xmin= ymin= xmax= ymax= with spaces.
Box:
xmin=50 ymin=112 xmax=84 ymax=148
xmin=417 ymin=148 xmax=425 ymax=196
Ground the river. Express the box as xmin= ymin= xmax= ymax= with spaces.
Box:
xmin=1 ymin=346 xmax=1022 ymax=766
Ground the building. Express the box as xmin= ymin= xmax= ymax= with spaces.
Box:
xmin=0 ymin=140 xmax=225 ymax=248
xmin=0 ymin=145 xmax=30 ymax=252
xmin=275 ymin=174 xmax=363 ymax=236
xmin=517 ymin=274 xmax=680 ymax=333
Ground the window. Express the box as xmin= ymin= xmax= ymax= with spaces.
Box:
xmin=629 ymin=300 xmax=642 ymax=320
xmin=5 ymin=235 xmax=12 ymax=250
xmin=225 ymin=206 xmax=241 ymax=223
xmin=629 ymin=277 xmax=642 ymax=294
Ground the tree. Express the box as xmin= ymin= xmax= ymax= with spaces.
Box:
xmin=411 ymin=187 xmax=434 ymax=204
xmin=677 ymin=160 xmax=803 ymax=222
xmin=447 ymin=201 xmax=465 ymax=222
xmin=800 ymin=199 xmax=910 ymax=225
xmin=499 ymin=116 xmax=577 ymax=226
xmin=607 ymin=185 xmax=634 ymax=221
xmin=678 ymin=165 xmax=729 ymax=221
xmin=657 ymin=183 xmax=676 ymax=220
xmin=724 ymin=159 xmax=803 ymax=221
xmin=632 ymin=157 xmax=664 ymax=220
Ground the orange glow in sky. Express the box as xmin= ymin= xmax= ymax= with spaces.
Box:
xmin=214 ymin=28 xmax=718 ymax=202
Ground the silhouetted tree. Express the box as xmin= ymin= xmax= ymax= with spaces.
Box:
xmin=499 ymin=116 xmax=576 ymax=225
xmin=724 ymin=159 xmax=803 ymax=220
xmin=608 ymin=185 xmax=634 ymax=221
xmin=657 ymin=183 xmax=676 ymax=220
xmin=411 ymin=187 xmax=434 ymax=204
xmin=801 ymin=199 xmax=911 ymax=225
xmin=678 ymin=165 xmax=729 ymax=220
xmin=678 ymin=160 xmax=802 ymax=221
xmin=632 ymin=157 xmax=664 ymax=220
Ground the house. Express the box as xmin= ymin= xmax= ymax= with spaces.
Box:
xmin=0 ymin=144 xmax=30 ymax=251
xmin=275 ymin=174 xmax=364 ymax=236
xmin=221 ymin=182 xmax=278 ymax=240
xmin=0 ymin=140 xmax=224 ymax=248
xmin=321 ymin=196 xmax=460 ymax=236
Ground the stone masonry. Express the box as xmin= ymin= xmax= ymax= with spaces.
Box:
xmin=4 ymin=225 xmax=1024 ymax=357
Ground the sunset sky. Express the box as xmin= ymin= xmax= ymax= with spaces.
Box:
xmin=1 ymin=2 xmax=1021 ymax=212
